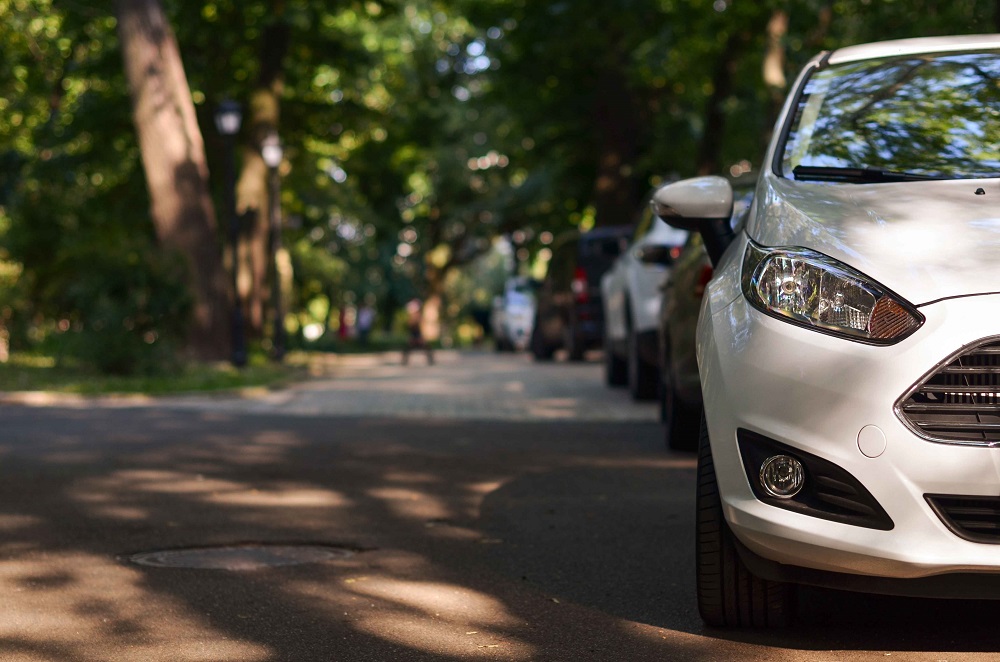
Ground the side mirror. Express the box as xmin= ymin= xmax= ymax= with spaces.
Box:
xmin=652 ymin=176 xmax=736 ymax=266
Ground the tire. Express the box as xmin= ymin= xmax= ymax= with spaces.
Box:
xmin=627 ymin=331 xmax=658 ymax=401
xmin=696 ymin=413 xmax=795 ymax=627
xmin=661 ymin=347 xmax=699 ymax=451
xmin=604 ymin=335 xmax=627 ymax=386
xmin=565 ymin=324 xmax=585 ymax=362
xmin=530 ymin=323 xmax=555 ymax=361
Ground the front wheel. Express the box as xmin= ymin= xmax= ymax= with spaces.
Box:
xmin=604 ymin=336 xmax=627 ymax=386
xmin=565 ymin=324 xmax=585 ymax=361
xmin=627 ymin=331 xmax=658 ymax=401
xmin=696 ymin=414 xmax=795 ymax=627
xmin=530 ymin=320 xmax=555 ymax=361
xmin=661 ymin=351 xmax=699 ymax=451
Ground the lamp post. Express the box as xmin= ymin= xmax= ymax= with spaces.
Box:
xmin=214 ymin=99 xmax=247 ymax=367
xmin=261 ymin=131 xmax=286 ymax=362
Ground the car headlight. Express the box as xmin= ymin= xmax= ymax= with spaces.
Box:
xmin=742 ymin=240 xmax=923 ymax=344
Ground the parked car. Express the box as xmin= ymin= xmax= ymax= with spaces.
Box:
xmin=657 ymin=185 xmax=754 ymax=451
xmin=490 ymin=276 xmax=538 ymax=352
xmin=531 ymin=226 xmax=631 ymax=361
xmin=600 ymin=195 xmax=688 ymax=399
xmin=654 ymin=35 xmax=1000 ymax=627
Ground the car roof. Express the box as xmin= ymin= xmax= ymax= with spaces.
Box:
xmin=828 ymin=34 xmax=1000 ymax=65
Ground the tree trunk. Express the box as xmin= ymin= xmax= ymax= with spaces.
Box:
xmin=116 ymin=0 xmax=230 ymax=360
xmin=591 ymin=58 xmax=643 ymax=226
xmin=763 ymin=10 xmax=789 ymax=140
xmin=236 ymin=17 xmax=290 ymax=338
xmin=696 ymin=29 xmax=751 ymax=176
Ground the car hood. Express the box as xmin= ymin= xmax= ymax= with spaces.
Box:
xmin=747 ymin=175 xmax=1000 ymax=306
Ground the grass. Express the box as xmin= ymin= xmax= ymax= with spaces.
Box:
xmin=0 ymin=351 xmax=310 ymax=396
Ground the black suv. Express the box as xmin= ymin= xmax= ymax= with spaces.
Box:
xmin=531 ymin=225 xmax=631 ymax=361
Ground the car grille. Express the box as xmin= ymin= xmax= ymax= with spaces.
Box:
xmin=897 ymin=337 xmax=1000 ymax=444
xmin=926 ymin=495 xmax=1000 ymax=544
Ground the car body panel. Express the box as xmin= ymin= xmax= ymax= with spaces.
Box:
xmin=700 ymin=261 xmax=1000 ymax=577
xmin=658 ymin=234 xmax=709 ymax=406
xmin=602 ymin=202 xmax=688 ymax=365
xmin=491 ymin=277 xmax=537 ymax=351
xmin=828 ymin=34 xmax=1000 ymax=65
xmin=747 ymin=176 xmax=1000 ymax=306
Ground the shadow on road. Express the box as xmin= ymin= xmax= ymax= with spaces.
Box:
xmin=0 ymin=404 xmax=996 ymax=660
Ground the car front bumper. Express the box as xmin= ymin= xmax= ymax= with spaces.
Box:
xmin=700 ymin=279 xmax=1000 ymax=586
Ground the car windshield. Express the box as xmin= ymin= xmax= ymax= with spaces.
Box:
xmin=780 ymin=51 xmax=1000 ymax=181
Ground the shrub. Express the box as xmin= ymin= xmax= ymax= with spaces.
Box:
xmin=49 ymin=246 xmax=192 ymax=375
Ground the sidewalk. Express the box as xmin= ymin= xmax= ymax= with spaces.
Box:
xmin=1 ymin=350 xmax=659 ymax=422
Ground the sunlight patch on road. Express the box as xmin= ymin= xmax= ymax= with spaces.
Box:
xmin=326 ymin=378 xmax=469 ymax=396
xmin=208 ymin=485 xmax=349 ymax=508
xmin=381 ymin=470 xmax=440 ymax=483
xmin=340 ymin=575 xmax=535 ymax=658
xmin=0 ymin=514 xmax=44 ymax=531
xmin=464 ymin=480 xmax=506 ymax=496
xmin=367 ymin=487 xmax=451 ymax=521
xmin=287 ymin=549 xmax=539 ymax=658
xmin=525 ymin=398 xmax=583 ymax=419
xmin=76 ymin=470 xmax=244 ymax=495
xmin=0 ymin=553 xmax=271 ymax=661
xmin=575 ymin=456 xmax=698 ymax=470
xmin=70 ymin=470 xmax=352 ymax=514
xmin=350 ymin=578 xmax=522 ymax=625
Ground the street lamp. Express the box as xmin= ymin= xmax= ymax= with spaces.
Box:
xmin=214 ymin=99 xmax=247 ymax=367
xmin=261 ymin=130 xmax=286 ymax=362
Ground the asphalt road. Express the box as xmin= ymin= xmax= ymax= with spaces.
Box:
xmin=0 ymin=350 xmax=998 ymax=661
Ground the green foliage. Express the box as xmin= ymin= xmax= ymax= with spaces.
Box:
xmin=46 ymin=244 xmax=192 ymax=375
xmin=290 ymin=238 xmax=350 ymax=301
xmin=0 ymin=349 xmax=299 ymax=394
xmin=3 ymin=0 xmax=1000 ymax=377
xmin=0 ymin=0 xmax=169 ymax=372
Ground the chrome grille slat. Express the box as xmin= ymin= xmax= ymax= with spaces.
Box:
xmin=898 ymin=338 xmax=1000 ymax=443
xmin=941 ymin=366 xmax=1000 ymax=374
xmin=903 ymin=403 xmax=1000 ymax=413
xmin=920 ymin=385 xmax=1000 ymax=394
xmin=917 ymin=421 xmax=1000 ymax=430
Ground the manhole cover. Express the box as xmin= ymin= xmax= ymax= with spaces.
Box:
xmin=129 ymin=544 xmax=355 ymax=570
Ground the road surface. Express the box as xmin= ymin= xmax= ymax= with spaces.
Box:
xmin=0 ymin=351 xmax=994 ymax=661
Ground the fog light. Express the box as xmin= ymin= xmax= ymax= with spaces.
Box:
xmin=759 ymin=455 xmax=804 ymax=499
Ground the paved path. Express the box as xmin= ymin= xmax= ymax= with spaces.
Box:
xmin=6 ymin=350 xmax=659 ymax=422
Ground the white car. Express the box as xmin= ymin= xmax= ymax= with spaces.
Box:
xmin=654 ymin=35 xmax=1000 ymax=627
xmin=490 ymin=276 xmax=537 ymax=352
xmin=600 ymin=200 xmax=687 ymax=399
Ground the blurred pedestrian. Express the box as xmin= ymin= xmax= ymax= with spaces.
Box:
xmin=337 ymin=306 xmax=350 ymax=341
xmin=401 ymin=298 xmax=434 ymax=365
xmin=357 ymin=299 xmax=375 ymax=347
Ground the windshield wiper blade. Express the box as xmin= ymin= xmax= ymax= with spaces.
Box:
xmin=792 ymin=165 xmax=944 ymax=183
